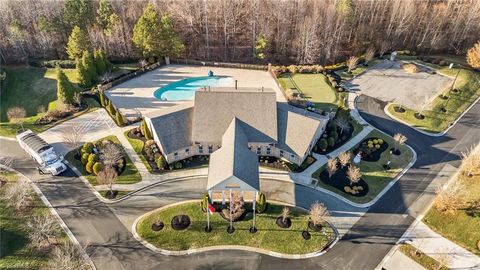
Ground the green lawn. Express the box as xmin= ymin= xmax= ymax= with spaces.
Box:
xmin=399 ymin=244 xmax=448 ymax=270
xmin=123 ymin=130 xmax=153 ymax=172
xmin=65 ymin=135 xmax=142 ymax=185
xmin=387 ymin=67 xmax=480 ymax=133
xmin=312 ymin=129 xmax=414 ymax=204
xmin=0 ymin=172 xmax=66 ymax=269
xmin=278 ymin=73 xmax=340 ymax=111
xmin=136 ymin=202 xmax=334 ymax=254
xmin=423 ymin=167 xmax=480 ymax=256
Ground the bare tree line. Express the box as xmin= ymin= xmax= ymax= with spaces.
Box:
xmin=1 ymin=0 xmax=480 ymax=65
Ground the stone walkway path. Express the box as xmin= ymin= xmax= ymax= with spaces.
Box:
xmin=402 ymin=221 xmax=480 ymax=269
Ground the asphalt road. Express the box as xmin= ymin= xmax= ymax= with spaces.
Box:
xmin=1 ymin=94 xmax=479 ymax=270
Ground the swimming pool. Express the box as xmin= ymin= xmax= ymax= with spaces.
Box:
xmin=154 ymin=76 xmax=234 ymax=101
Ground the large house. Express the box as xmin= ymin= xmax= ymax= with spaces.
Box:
xmin=144 ymin=87 xmax=329 ymax=166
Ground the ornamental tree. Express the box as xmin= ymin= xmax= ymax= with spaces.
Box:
xmin=56 ymin=66 xmax=76 ymax=104
xmin=467 ymin=41 xmax=480 ymax=69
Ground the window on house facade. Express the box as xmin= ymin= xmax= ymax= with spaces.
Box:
xmin=174 ymin=152 xmax=178 ymax=160
xmin=256 ymin=146 xmax=261 ymax=155
xmin=290 ymin=154 xmax=295 ymax=159
xmin=280 ymin=150 xmax=284 ymax=157
xmin=266 ymin=147 xmax=271 ymax=155
xmin=198 ymin=145 xmax=203 ymax=154
xmin=208 ymin=145 xmax=213 ymax=153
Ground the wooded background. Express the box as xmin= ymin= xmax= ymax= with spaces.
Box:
xmin=1 ymin=0 xmax=479 ymax=65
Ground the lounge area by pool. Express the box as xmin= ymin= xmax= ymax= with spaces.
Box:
xmin=153 ymin=76 xmax=234 ymax=101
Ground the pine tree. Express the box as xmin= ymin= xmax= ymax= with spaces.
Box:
xmin=64 ymin=0 xmax=93 ymax=30
xmin=115 ymin=111 xmax=124 ymax=126
xmin=82 ymin=50 xmax=97 ymax=84
xmin=56 ymin=66 xmax=75 ymax=104
xmin=132 ymin=3 xmax=162 ymax=59
xmin=66 ymin=26 xmax=90 ymax=60
xmin=76 ymin=58 xmax=91 ymax=87
xmin=94 ymin=49 xmax=107 ymax=76
xmin=101 ymin=50 xmax=113 ymax=71
xmin=99 ymin=90 xmax=106 ymax=107
xmin=107 ymin=100 xmax=116 ymax=115
xmin=96 ymin=0 xmax=116 ymax=33
xmin=142 ymin=119 xmax=153 ymax=140
xmin=158 ymin=15 xmax=184 ymax=58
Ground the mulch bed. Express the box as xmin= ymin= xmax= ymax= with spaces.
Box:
xmin=414 ymin=113 xmax=425 ymax=120
xmin=276 ymin=217 xmax=292 ymax=229
xmin=353 ymin=137 xmax=389 ymax=162
xmin=394 ymin=106 xmax=406 ymax=113
xmin=314 ymin=122 xmax=354 ymax=155
xmin=171 ymin=215 xmax=190 ymax=230
xmin=308 ymin=221 xmax=323 ymax=232
xmin=151 ymin=221 xmax=164 ymax=231
xmin=104 ymin=190 xmax=118 ymax=199
xmin=302 ymin=231 xmax=311 ymax=240
xmin=390 ymin=148 xmax=401 ymax=156
xmin=319 ymin=165 xmax=369 ymax=197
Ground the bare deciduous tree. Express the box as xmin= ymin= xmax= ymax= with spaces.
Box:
xmin=326 ymin=158 xmax=338 ymax=178
xmin=334 ymin=117 xmax=350 ymax=135
xmin=97 ymin=166 xmax=118 ymax=195
xmin=338 ymin=152 xmax=352 ymax=168
xmin=309 ymin=201 xmax=329 ymax=226
xmin=7 ymin=107 xmax=26 ymax=131
xmin=433 ymin=180 xmax=465 ymax=214
xmin=27 ymin=214 xmax=62 ymax=248
xmin=101 ymin=143 xmax=123 ymax=168
xmin=73 ymin=92 xmax=82 ymax=107
xmin=393 ymin=133 xmax=407 ymax=150
xmin=379 ymin=41 xmax=390 ymax=58
xmin=461 ymin=144 xmax=480 ymax=177
xmin=364 ymin=47 xmax=375 ymax=65
xmin=61 ymin=126 xmax=84 ymax=154
xmin=281 ymin=206 xmax=290 ymax=223
xmin=46 ymin=242 xmax=91 ymax=270
xmin=346 ymin=56 xmax=359 ymax=73
xmin=2 ymin=178 xmax=34 ymax=212
xmin=347 ymin=165 xmax=362 ymax=185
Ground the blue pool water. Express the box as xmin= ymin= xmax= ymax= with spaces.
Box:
xmin=154 ymin=76 xmax=234 ymax=101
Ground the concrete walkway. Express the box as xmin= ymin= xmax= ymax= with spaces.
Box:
xmin=401 ymin=221 xmax=480 ymax=269
xmin=382 ymin=248 xmax=425 ymax=270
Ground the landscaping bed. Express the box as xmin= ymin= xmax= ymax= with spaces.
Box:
xmin=317 ymin=165 xmax=369 ymax=197
xmin=386 ymin=66 xmax=480 ymax=134
xmin=136 ymin=202 xmax=335 ymax=254
xmin=399 ymin=244 xmax=448 ymax=270
xmin=125 ymin=128 xmax=208 ymax=173
xmin=312 ymin=130 xmax=414 ymax=204
xmin=313 ymin=108 xmax=364 ymax=155
xmin=259 ymin=155 xmax=316 ymax=173
xmin=65 ymin=135 xmax=141 ymax=185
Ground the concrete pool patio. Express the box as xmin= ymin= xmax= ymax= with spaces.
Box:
xmin=105 ymin=64 xmax=287 ymax=118
xmin=343 ymin=60 xmax=453 ymax=111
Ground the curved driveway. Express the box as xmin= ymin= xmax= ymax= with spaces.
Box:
xmin=1 ymin=93 xmax=479 ymax=269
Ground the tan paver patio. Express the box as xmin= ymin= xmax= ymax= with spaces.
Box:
xmin=105 ymin=64 xmax=286 ymax=118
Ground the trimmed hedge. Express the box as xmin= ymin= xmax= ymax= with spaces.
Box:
xmin=28 ymin=59 xmax=76 ymax=68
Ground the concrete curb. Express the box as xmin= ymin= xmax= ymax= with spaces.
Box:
xmin=0 ymin=165 xmax=96 ymax=270
xmin=131 ymin=199 xmax=339 ymax=259
xmin=384 ymin=95 xmax=480 ymax=137
xmin=0 ymin=136 xmax=16 ymax=141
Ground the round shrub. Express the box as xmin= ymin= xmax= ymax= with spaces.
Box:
xmin=375 ymin=144 xmax=381 ymax=149
xmin=88 ymin=153 xmax=99 ymax=163
xmin=85 ymin=160 xmax=95 ymax=174
xmin=174 ymin=162 xmax=183 ymax=169
xmin=117 ymin=158 xmax=125 ymax=170
xmin=327 ymin=137 xmax=335 ymax=147
xmin=344 ymin=186 xmax=352 ymax=193
xmin=92 ymin=162 xmax=104 ymax=175
xmin=318 ymin=138 xmax=328 ymax=150
xmin=81 ymin=153 xmax=90 ymax=165
xmin=155 ymin=156 xmax=166 ymax=170
xmin=82 ymin=142 xmax=94 ymax=154
xmin=378 ymin=139 xmax=384 ymax=144
xmin=329 ymin=130 xmax=339 ymax=141
xmin=145 ymin=140 xmax=156 ymax=147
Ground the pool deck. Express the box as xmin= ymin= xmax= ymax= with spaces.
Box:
xmin=105 ymin=64 xmax=286 ymax=119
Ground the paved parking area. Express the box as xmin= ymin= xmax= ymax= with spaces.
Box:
xmin=105 ymin=64 xmax=286 ymax=118
xmin=344 ymin=60 xmax=453 ymax=110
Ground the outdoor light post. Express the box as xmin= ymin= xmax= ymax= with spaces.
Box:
xmin=250 ymin=191 xmax=257 ymax=233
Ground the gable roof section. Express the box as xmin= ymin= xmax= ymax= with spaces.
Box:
xmin=277 ymin=103 xmax=328 ymax=157
xmin=207 ymin=117 xmax=260 ymax=191
xmin=144 ymin=102 xmax=194 ymax=154
xmin=191 ymin=87 xmax=278 ymax=145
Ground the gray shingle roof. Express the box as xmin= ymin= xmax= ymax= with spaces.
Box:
xmin=277 ymin=103 xmax=328 ymax=157
xmin=207 ymin=118 xmax=260 ymax=191
xmin=144 ymin=102 xmax=194 ymax=154
xmin=191 ymin=87 xmax=278 ymax=145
